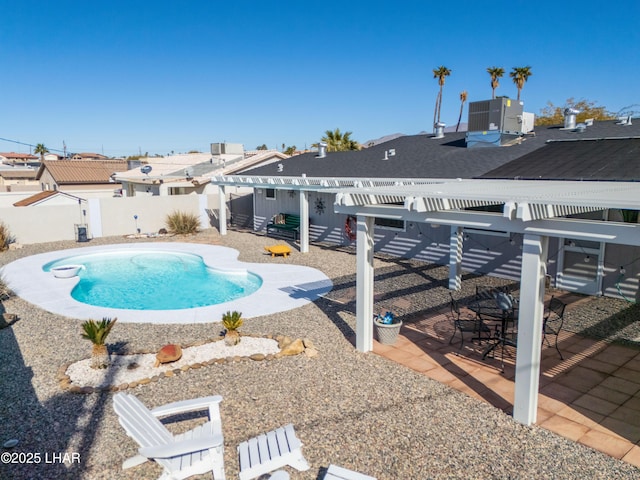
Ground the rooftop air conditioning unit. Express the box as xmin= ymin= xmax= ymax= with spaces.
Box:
xmin=467 ymin=97 xmax=524 ymax=134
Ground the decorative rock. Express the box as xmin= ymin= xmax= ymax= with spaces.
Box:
xmin=302 ymin=338 xmax=316 ymax=350
xmin=154 ymin=344 xmax=182 ymax=367
xmin=280 ymin=338 xmax=305 ymax=356
xmin=304 ymin=347 xmax=319 ymax=358
xmin=250 ymin=353 xmax=266 ymax=361
xmin=278 ymin=336 xmax=293 ymax=349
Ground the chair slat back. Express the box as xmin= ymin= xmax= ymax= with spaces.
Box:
xmin=113 ymin=393 xmax=173 ymax=453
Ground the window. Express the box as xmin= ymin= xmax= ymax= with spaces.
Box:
xmin=265 ymin=188 xmax=276 ymax=200
xmin=375 ymin=217 xmax=405 ymax=231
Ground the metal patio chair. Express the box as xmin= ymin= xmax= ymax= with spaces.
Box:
xmin=542 ymin=296 xmax=567 ymax=360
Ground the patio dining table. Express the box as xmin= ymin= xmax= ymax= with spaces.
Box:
xmin=469 ymin=294 xmax=519 ymax=366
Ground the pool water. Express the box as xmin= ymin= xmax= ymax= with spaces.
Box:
xmin=43 ymin=251 xmax=262 ymax=310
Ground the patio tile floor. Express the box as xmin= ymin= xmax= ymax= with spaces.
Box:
xmin=370 ymin=300 xmax=640 ymax=469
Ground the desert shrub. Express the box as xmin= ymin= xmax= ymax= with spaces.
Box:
xmin=0 ymin=222 xmax=14 ymax=251
xmin=0 ymin=275 xmax=13 ymax=301
xmin=165 ymin=211 xmax=200 ymax=235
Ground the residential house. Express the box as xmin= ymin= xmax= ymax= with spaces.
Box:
xmin=213 ymin=114 xmax=640 ymax=301
xmin=0 ymin=152 xmax=39 ymax=167
xmin=115 ymin=146 xmax=289 ymax=197
xmin=70 ymin=152 xmax=110 ymax=161
xmin=36 ymin=159 xmax=128 ymax=194
xmin=13 ymin=190 xmax=86 ymax=207
xmin=0 ymin=165 xmax=39 ymax=192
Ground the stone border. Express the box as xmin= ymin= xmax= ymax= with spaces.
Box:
xmin=57 ymin=334 xmax=318 ymax=394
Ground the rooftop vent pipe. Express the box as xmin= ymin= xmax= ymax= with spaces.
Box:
xmin=433 ymin=122 xmax=446 ymax=139
xmin=317 ymin=142 xmax=327 ymax=158
xmin=563 ymin=108 xmax=580 ymax=129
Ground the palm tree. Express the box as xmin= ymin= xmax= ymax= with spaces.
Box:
xmin=320 ymin=128 xmax=360 ymax=152
xmin=432 ymin=66 xmax=452 ymax=129
xmin=510 ymin=66 xmax=532 ymax=101
xmin=34 ymin=143 xmax=49 ymax=162
xmin=456 ymin=90 xmax=468 ymax=132
xmin=487 ymin=67 xmax=505 ymax=99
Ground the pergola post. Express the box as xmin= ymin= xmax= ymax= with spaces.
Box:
xmin=356 ymin=215 xmax=375 ymax=352
xmin=299 ymin=190 xmax=309 ymax=253
xmin=217 ymin=185 xmax=227 ymax=235
xmin=449 ymin=225 xmax=463 ymax=290
xmin=513 ymin=233 xmax=548 ymax=425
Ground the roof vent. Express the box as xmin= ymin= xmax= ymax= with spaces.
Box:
xmin=433 ymin=122 xmax=446 ymax=139
xmin=563 ymin=108 xmax=580 ymax=129
xmin=617 ymin=115 xmax=633 ymax=126
xmin=382 ymin=149 xmax=396 ymax=160
xmin=316 ymin=142 xmax=327 ymax=158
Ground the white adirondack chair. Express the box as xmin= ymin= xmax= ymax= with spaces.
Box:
xmin=324 ymin=464 xmax=377 ymax=480
xmin=113 ymin=392 xmax=225 ymax=480
xmin=237 ymin=423 xmax=310 ymax=480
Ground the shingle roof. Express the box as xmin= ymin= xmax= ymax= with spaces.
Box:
xmin=37 ymin=160 xmax=129 ymax=184
xmin=480 ymin=137 xmax=640 ymax=181
xmin=241 ymin=120 xmax=640 ymax=180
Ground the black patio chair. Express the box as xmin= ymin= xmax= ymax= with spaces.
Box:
xmin=449 ymin=293 xmax=491 ymax=352
xmin=542 ymin=296 xmax=566 ymax=360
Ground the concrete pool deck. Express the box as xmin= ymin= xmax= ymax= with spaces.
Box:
xmin=0 ymin=242 xmax=333 ymax=323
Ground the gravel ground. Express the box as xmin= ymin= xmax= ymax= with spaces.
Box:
xmin=0 ymin=229 xmax=638 ymax=480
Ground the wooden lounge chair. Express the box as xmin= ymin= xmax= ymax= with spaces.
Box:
xmin=237 ymin=423 xmax=310 ymax=480
xmin=113 ymin=392 xmax=226 ymax=480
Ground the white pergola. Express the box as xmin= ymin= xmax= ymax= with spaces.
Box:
xmin=210 ymin=175 xmax=640 ymax=425
xmin=331 ymin=178 xmax=640 ymax=426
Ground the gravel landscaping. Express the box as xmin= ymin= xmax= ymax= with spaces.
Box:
xmin=0 ymin=229 xmax=638 ymax=479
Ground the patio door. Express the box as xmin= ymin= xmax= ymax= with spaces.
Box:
xmin=556 ymin=238 xmax=605 ymax=295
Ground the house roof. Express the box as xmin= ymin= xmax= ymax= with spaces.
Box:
xmin=0 ymin=152 xmax=39 ymax=160
xmin=0 ymin=168 xmax=37 ymax=179
xmin=117 ymin=153 xmax=219 ymax=179
xmin=241 ymin=120 xmax=640 ymax=181
xmin=71 ymin=152 xmax=109 ymax=159
xmin=37 ymin=159 xmax=129 ymax=184
xmin=480 ymin=137 xmax=640 ymax=181
xmin=13 ymin=190 xmax=85 ymax=207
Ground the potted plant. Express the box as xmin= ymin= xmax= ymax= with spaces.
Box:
xmin=373 ymin=311 xmax=402 ymax=345
xmin=222 ymin=310 xmax=243 ymax=346
xmin=81 ymin=317 xmax=117 ymax=369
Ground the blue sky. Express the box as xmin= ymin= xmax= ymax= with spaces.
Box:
xmin=2 ymin=1 xmax=638 ymax=157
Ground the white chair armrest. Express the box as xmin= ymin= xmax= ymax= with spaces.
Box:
xmin=139 ymin=433 xmax=223 ymax=459
xmin=150 ymin=395 xmax=223 ymax=417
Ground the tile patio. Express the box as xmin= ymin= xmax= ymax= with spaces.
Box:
xmin=370 ymin=293 xmax=640 ymax=468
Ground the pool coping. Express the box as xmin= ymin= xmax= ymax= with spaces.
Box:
xmin=1 ymin=243 xmax=333 ymax=324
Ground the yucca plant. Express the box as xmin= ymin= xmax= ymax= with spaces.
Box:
xmin=81 ymin=317 xmax=117 ymax=369
xmin=165 ymin=210 xmax=200 ymax=235
xmin=222 ymin=310 xmax=243 ymax=346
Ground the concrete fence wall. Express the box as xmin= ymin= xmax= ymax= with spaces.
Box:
xmin=0 ymin=194 xmax=221 ymax=245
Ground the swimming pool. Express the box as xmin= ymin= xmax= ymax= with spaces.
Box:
xmin=43 ymin=251 xmax=263 ymax=310
xmin=1 ymin=243 xmax=333 ymax=324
